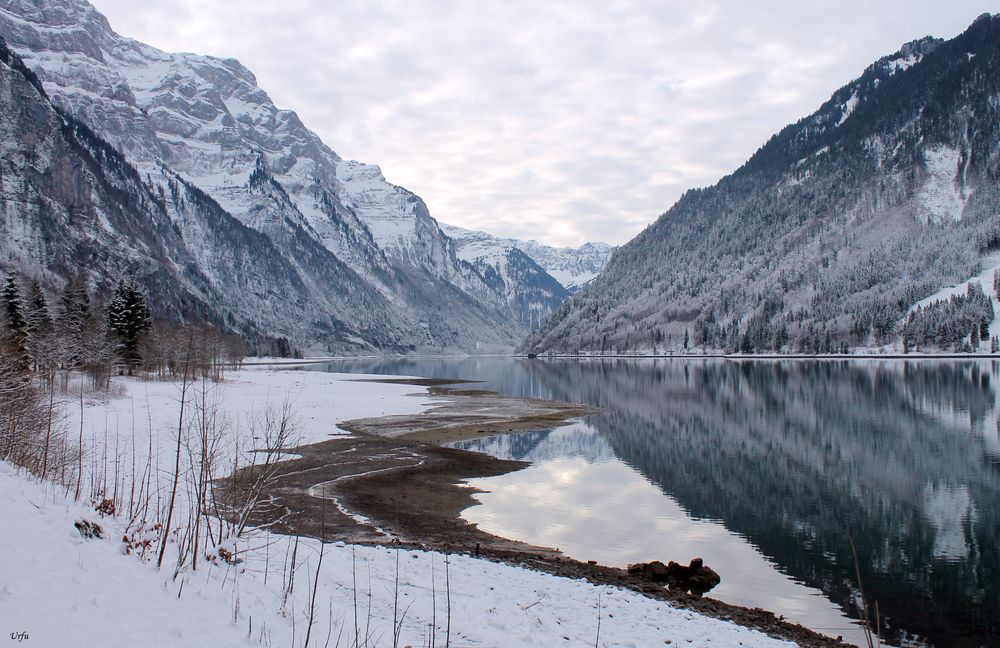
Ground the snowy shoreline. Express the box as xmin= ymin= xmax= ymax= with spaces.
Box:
xmin=1 ymin=366 xmax=835 ymax=647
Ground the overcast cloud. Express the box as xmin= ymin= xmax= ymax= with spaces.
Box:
xmin=89 ymin=1 xmax=998 ymax=246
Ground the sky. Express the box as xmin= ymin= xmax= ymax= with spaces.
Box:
xmin=88 ymin=1 xmax=998 ymax=248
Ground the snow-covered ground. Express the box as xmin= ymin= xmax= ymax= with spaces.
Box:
xmin=2 ymin=366 xmax=797 ymax=647
xmin=910 ymin=251 xmax=1000 ymax=342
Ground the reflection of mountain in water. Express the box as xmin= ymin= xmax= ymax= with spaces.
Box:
xmin=317 ymin=358 xmax=1000 ymax=647
xmin=529 ymin=360 xmax=1000 ymax=648
xmin=452 ymin=422 xmax=615 ymax=464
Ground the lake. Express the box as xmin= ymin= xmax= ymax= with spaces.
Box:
xmin=309 ymin=357 xmax=1000 ymax=648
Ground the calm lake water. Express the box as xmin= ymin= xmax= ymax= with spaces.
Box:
xmin=310 ymin=357 xmax=1000 ymax=648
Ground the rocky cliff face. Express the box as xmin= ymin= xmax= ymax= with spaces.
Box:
xmin=0 ymin=0 xmax=552 ymax=352
xmin=1 ymin=36 xmax=311 ymax=339
xmin=509 ymin=239 xmax=617 ymax=295
xmin=441 ymin=223 xmax=618 ymax=330
xmin=443 ymin=224 xmax=616 ymax=294
xmin=524 ymin=15 xmax=1000 ymax=354
xmin=440 ymin=224 xmax=574 ymax=330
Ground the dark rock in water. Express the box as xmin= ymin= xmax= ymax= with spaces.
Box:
xmin=628 ymin=558 xmax=721 ymax=595
xmin=666 ymin=558 xmax=721 ymax=596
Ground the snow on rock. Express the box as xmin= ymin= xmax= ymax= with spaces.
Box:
xmin=442 ymin=223 xmax=617 ymax=295
xmin=916 ymin=145 xmax=966 ymax=223
xmin=837 ymin=92 xmax=859 ymax=126
xmin=887 ymin=53 xmax=920 ymax=74
xmin=336 ymin=159 xmax=419 ymax=252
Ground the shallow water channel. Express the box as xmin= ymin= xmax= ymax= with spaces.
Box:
xmin=309 ymin=357 xmax=1000 ymax=648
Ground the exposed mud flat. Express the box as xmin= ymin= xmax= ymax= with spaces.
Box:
xmin=341 ymin=381 xmax=599 ymax=444
xmin=230 ymin=379 xmax=850 ymax=648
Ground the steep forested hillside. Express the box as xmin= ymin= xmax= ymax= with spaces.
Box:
xmin=525 ymin=15 xmax=1000 ymax=354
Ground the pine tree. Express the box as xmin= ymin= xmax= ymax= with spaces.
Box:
xmin=58 ymin=274 xmax=91 ymax=369
xmin=107 ymin=280 xmax=151 ymax=375
xmin=683 ymin=328 xmax=689 ymax=352
xmin=24 ymin=281 xmax=52 ymax=372
xmin=2 ymin=274 xmax=28 ymax=370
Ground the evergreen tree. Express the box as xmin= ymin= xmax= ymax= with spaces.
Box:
xmin=683 ymin=328 xmax=689 ymax=352
xmin=107 ymin=280 xmax=151 ymax=374
xmin=2 ymin=274 xmax=29 ymax=370
xmin=772 ymin=324 xmax=787 ymax=352
xmin=2 ymin=274 xmax=26 ymax=333
xmin=58 ymin=274 xmax=91 ymax=369
xmin=24 ymin=281 xmax=52 ymax=372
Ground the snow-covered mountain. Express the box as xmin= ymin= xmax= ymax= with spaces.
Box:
xmin=0 ymin=0 xmax=557 ymax=353
xmin=442 ymin=224 xmax=616 ymax=295
xmin=512 ymin=240 xmax=617 ymax=294
xmin=437 ymin=225 xmax=569 ymax=330
xmin=525 ymin=14 xmax=1000 ymax=354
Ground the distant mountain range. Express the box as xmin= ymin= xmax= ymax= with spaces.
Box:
xmin=525 ymin=14 xmax=1000 ymax=355
xmin=441 ymin=224 xmax=616 ymax=329
xmin=0 ymin=0 xmax=611 ymax=353
xmin=442 ymin=225 xmax=616 ymax=295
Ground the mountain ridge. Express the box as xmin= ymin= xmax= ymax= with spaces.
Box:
xmin=442 ymin=224 xmax=616 ymax=295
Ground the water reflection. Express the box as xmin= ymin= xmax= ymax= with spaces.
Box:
xmin=453 ymin=423 xmax=865 ymax=645
xmin=313 ymin=358 xmax=1000 ymax=648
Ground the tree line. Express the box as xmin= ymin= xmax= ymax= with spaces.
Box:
xmin=2 ymin=272 xmax=248 ymax=385
xmin=0 ymin=271 xmax=251 ymax=477
xmin=901 ymin=282 xmax=997 ymax=353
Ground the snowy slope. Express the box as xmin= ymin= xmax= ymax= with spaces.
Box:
xmin=909 ymin=251 xmax=1000 ymax=343
xmin=0 ymin=463 xmax=796 ymax=648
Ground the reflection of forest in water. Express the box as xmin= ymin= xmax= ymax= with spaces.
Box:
xmin=316 ymin=358 xmax=1000 ymax=647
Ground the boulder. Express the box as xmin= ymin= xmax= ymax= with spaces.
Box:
xmin=627 ymin=560 xmax=670 ymax=582
xmin=666 ymin=558 xmax=721 ymax=596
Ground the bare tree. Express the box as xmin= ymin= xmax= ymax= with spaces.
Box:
xmin=158 ymin=333 xmax=195 ymax=569
xmin=215 ymin=401 xmax=299 ymax=540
